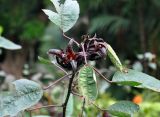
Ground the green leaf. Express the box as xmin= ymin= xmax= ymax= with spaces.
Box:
xmin=89 ymin=15 xmax=129 ymax=34
xmin=78 ymin=65 xmax=98 ymax=101
xmin=38 ymin=56 xmax=51 ymax=64
xmin=112 ymin=69 xmax=160 ymax=92
xmin=107 ymin=43 xmax=123 ymax=71
xmin=66 ymin=94 xmax=74 ymax=117
xmin=43 ymin=0 xmax=80 ymax=32
xmin=0 ymin=36 xmax=21 ymax=50
xmin=115 ymin=81 xmax=142 ymax=86
xmin=108 ymin=101 xmax=139 ymax=117
xmin=0 ymin=79 xmax=43 ymax=116
xmin=0 ymin=26 xmax=3 ymax=35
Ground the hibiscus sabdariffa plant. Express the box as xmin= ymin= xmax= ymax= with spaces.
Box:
xmin=1 ymin=0 xmax=160 ymax=117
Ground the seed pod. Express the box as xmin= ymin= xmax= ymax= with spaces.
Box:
xmin=81 ymin=35 xmax=107 ymax=60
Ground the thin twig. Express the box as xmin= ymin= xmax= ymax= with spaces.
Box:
xmin=71 ymin=91 xmax=83 ymax=98
xmin=92 ymin=67 xmax=112 ymax=83
xmin=43 ymin=73 xmax=72 ymax=90
xmin=62 ymin=72 xmax=75 ymax=117
xmin=81 ymin=43 xmax=87 ymax=64
xmin=51 ymin=61 xmax=68 ymax=75
xmin=80 ymin=98 xmax=85 ymax=117
xmin=28 ymin=105 xmax=63 ymax=111
xmin=71 ymin=91 xmax=107 ymax=112
xmin=48 ymin=53 xmax=68 ymax=74
xmin=63 ymin=33 xmax=80 ymax=47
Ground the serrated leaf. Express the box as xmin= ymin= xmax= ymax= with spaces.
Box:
xmin=108 ymin=101 xmax=139 ymax=117
xmin=66 ymin=94 xmax=74 ymax=117
xmin=107 ymin=43 xmax=123 ymax=71
xmin=43 ymin=0 xmax=80 ymax=32
xmin=0 ymin=79 xmax=43 ymax=116
xmin=112 ymin=69 xmax=160 ymax=92
xmin=0 ymin=36 xmax=21 ymax=50
xmin=38 ymin=56 xmax=51 ymax=64
xmin=78 ymin=65 xmax=98 ymax=101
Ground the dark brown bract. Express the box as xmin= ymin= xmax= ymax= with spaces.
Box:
xmin=48 ymin=35 xmax=107 ymax=70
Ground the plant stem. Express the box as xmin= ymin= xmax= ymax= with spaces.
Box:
xmin=71 ymin=91 xmax=107 ymax=113
xmin=28 ymin=105 xmax=63 ymax=111
xmin=91 ymin=101 xmax=107 ymax=111
xmin=63 ymin=33 xmax=80 ymax=47
xmin=80 ymin=98 xmax=85 ymax=117
xmin=62 ymin=72 xmax=75 ymax=117
xmin=50 ymin=59 xmax=68 ymax=75
xmin=43 ymin=73 xmax=72 ymax=90
xmin=72 ymin=91 xmax=83 ymax=98
xmin=92 ymin=67 xmax=112 ymax=83
xmin=81 ymin=43 xmax=87 ymax=64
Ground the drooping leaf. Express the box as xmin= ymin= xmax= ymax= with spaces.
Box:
xmin=38 ymin=56 xmax=51 ymax=64
xmin=0 ymin=79 xmax=43 ymax=116
xmin=106 ymin=43 xmax=123 ymax=71
xmin=78 ymin=65 xmax=98 ymax=101
xmin=112 ymin=69 xmax=160 ymax=92
xmin=43 ymin=0 xmax=80 ymax=32
xmin=0 ymin=36 xmax=21 ymax=50
xmin=66 ymin=94 xmax=74 ymax=117
xmin=108 ymin=101 xmax=139 ymax=117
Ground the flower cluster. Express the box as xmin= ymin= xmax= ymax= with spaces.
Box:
xmin=48 ymin=35 xmax=107 ymax=70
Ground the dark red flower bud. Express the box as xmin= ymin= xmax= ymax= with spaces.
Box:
xmin=81 ymin=35 xmax=107 ymax=60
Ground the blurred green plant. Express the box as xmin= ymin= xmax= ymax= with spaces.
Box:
xmin=21 ymin=20 xmax=45 ymax=40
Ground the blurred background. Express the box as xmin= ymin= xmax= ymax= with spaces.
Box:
xmin=0 ymin=0 xmax=160 ymax=116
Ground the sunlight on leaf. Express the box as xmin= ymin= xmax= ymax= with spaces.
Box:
xmin=43 ymin=0 xmax=80 ymax=32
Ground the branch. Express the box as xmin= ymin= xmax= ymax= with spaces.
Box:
xmin=63 ymin=33 xmax=80 ymax=47
xmin=48 ymin=53 xmax=68 ymax=75
xmin=27 ymin=104 xmax=63 ymax=111
xmin=43 ymin=73 xmax=72 ymax=90
xmin=51 ymin=60 xmax=68 ymax=75
xmin=81 ymin=43 xmax=87 ymax=64
xmin=92 ymin=67 xmax=112 ymax=83
xmin=71 ymin=91 xmax=107 ymax=112
xmin=62 ymin=72 xmax=75 ymax=117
